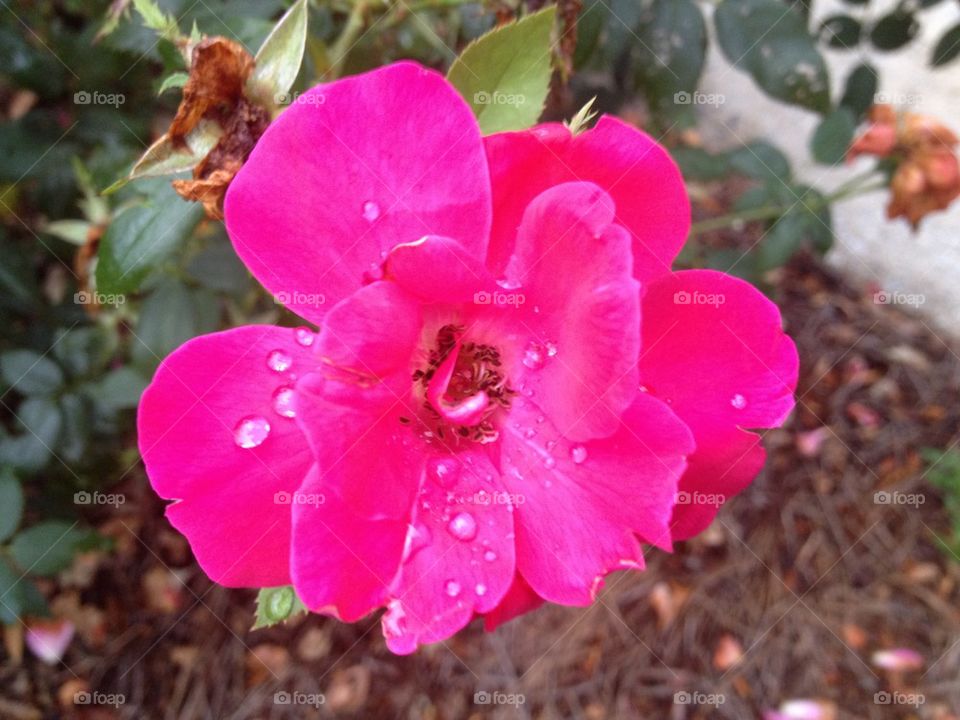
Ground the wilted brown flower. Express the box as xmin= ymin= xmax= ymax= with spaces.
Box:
xmin=848 ymin=104 xmax=960 ymax=228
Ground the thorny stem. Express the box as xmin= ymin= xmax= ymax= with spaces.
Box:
xmin=689 ymin=170 xmax=887 ymax=236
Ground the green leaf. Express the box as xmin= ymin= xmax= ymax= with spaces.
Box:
xmin=0 ymin=558 xmax=48 ymax=624
xmin=247 ymin=0 xmax=309 ymax=106
xmin=0 ymin=350 xmax=64 ymax=396
xmin=133 ymin=281 xmax=220 ymax=367
xmin=811 ymin=108 xmax=856 ymax=165
xmin=633 ymin=0 xmax=708 ymax=126
xmin=447 ymin=6 xmax=556 ymax=134
xmin=726 ymin=141 xmax=792 ymax=183
xmin=758 ymin=212 xmax=807 ymax=271
xmin=819 ymin=15 xmax=861 ymax=48
xmin=672 ymin=146 xmax=730 ymax=182
xmin=840 ymin=63 xmax=879 ymax=118
xmin=128 ymin=120 xmax=222 ymax=181
xmin=52 ymin=326 xmax=118 ymax=380
xmin=0 ymin=397 xmax=62 ymax=472
xmin=94 ymin=367 xmax=149 ymax=412
xmin=870 ymin=11 xmax=919 ymax=51
xmin=96 ymin=184 xmax=204 ymax=296
xmin=132 ymin=0 xmax=182 ymax=42
xmin=42 ymin=219 xmax=91 ymax=246
xmin=9 ymin=521 xmax=92 ymax=576
xmin=0 ymin=470 xmax=24 ymax=543
xmin=932 ymin=24 xmax=960 ymax=67
xmin=253 ymin=585 xmax=307 ymax=629
xmin=57 ymin=393 xmax=91 ymax=464
xmin=158 ymin=71 xmax=189 ymax=95
xmin=715 ymin=0 xmax=830 ymax=113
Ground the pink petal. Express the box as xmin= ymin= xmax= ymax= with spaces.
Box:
xmin=502 ymin=181 xmax=640 ymax=441
xmin=295 ymin=282 xmax=425 ymax=520
xmin=482 ymin=573 xmax=545 ymax=631
xmin=26 ymin=619 xmax=75 ymax=665
xmin=500 ymin=393 xmax=694 ymax=605
xmin=138 ymin=325 xmax=317 ymax=587
xmin=384 ymin=235 xmax=497 ymax=304
xmin=291 ymin=465 xmax=406 ymax=621
xmin=638 ymin=270 xmax=799 ymax=540
xmin=381 ymin=449 xmax=516 ymax=654
xmin=485 ymin=116 xmax=689 ymax=283
xmin=225 ymin=62 xmax=492 ymax=324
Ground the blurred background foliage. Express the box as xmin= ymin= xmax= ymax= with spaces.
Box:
xmin=1 ymin=0 xmax=959 ymax=624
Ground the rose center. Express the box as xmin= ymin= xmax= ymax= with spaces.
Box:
xmin=408 ymin=324 xmax=515 ymax=444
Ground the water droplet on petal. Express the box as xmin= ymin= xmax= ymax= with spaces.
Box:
xmin=272 ymin=386 xmax=296 ymax=418
xmin=233 ymin=415 xmax=270 ymax=448
xmin=570 ymin=445 xmax=587 ymax=464
xmin=475 ymin=583 xmax=487 ymax=597
xmin=542 ymin=456 xmax=556 ymax=469
xmin=522 ymin=341 xmax=545 ymax=370
xmin=523 ymin=428 xmax=536 ymax=439
xmin=293 ymin=326 xmax=315 ymax=347
xmin=427 ymin=457 xmax=460 ymax=489
xmin=444 ymin=579 xmax=461 ymax=597
xmin=545 ymin=341 xmax=558 ymax=357
xmin=483 ymin=550 xmax=497 ymax=562
xmin=731 ymin=393 xmax=747 ymax=410
xmin=362 ymin=200 xmax=380 ymax=221
xmin=447 ymin=512 xmax=477 ymax=541
xmin=266 ymin=350 xmax=292 ymax=373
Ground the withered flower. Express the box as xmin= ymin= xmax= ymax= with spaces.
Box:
xmin=167 ymin=37 xmax=271 ymax=219
xmin=849 ymin=104 xmax=960 ymax=228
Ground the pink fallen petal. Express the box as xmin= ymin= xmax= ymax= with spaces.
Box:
xmin=26 ymin=619 xmax=75 ymax=665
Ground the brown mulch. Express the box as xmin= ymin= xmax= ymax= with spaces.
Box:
xmin=3 ymin=254 xmax=960 ymax=720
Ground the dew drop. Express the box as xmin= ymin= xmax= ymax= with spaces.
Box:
xmin=483 ymin=550 xmax=497 ymax=562
xmin=475 ymin=583 xmax=487 ymax=597
xmin=293 ymin=326 xmax=315 ymax=347
xmin=522 ymin=341 xmax=545 ymax=370
xmin=272 ymin=386 xmax=296 ymax=418
xmin=523 ymin=428 xmax=536 ymax=439
xmin=427 ymin=457 xmax=460 ymax=489
xmin=447 ymin=512 xmax=477 ymax=541
xmin=444 ymin=579 xmax=461 ymax=597
xmin=543 ymin=456 xmax=556 ymax=469
xmin=266 ymin=350 xmax=292 ymax=373
xmin=362 ymin=200 xmax=380 ymax=222
xmin=545 ymin=341 xmax=558 ymax=357
xmin=570 ymin=445 xmax=587 ymax=464
xmin=233 ymin=416 xmax=270 ymax=448
xmin=730 ymin=393 xmax=747 ymax=410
